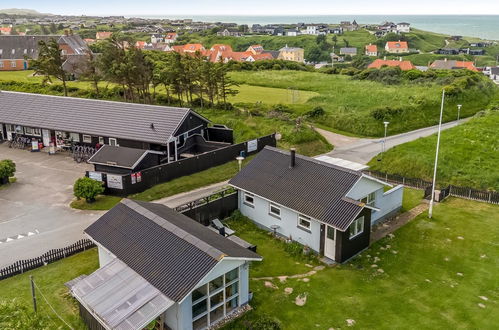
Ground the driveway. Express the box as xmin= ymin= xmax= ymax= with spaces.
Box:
xmin=320 ymin=119 xmax=469 ymax=164
xmin=0 ymin=144 xmax=103 ymax=268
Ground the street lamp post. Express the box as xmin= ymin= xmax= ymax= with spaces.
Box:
xmin=429 ymin=90 xmax=446 ymax=219
xmin=457 ymin=104 xmax=462 ymax=121
xmin=382 ymin=121 xmax=389 ymax=154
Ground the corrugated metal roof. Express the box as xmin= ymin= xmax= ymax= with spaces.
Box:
xmin=0 ymin=91 xmax=204 ymax=145
xmin=229 ymin=147 xmax=364 ymax=231
xmin=85 ymin=200 xmax=261 ymax=302
xmin=69 ymin=258 xmax=174 ymax=330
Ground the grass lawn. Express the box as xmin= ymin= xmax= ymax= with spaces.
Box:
xmin=402 ymin=187 xmax=424 ymax=212
xmin=231 ymin=84 xmax=318 ymax=104
xmin=224 ymin=197 xmax=499 ymax=329
xmin=229 ymin=70 xmax=497 ymax=137
xmin=0 ymin=249 xmax=99 ymax=329
xmin=368 ymin=110 xmax=499 ymax=191
xmin=70 ymin=195 xmax=122 ymax=210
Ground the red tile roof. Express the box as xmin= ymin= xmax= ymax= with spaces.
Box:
xmin=365 ymin=44 xmax=377 ymax=53
xmin=368 ymin=59 xmax=416 ymax=71
xmin=386 ymin=41 xmax=408 ymax=50
xmin=166 ymin=33 xmax=177 ymax=40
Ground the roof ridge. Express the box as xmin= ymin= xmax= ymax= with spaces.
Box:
xmin=121 ymin=199 xmax=227 ymax=261
xmin=0 ymin=90 xmax=191 ymax=112
xmin=262 ymin=146 xmax=362 ymax=176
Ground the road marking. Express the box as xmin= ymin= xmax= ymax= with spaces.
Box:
xmin=0 ymin=229 xmax=39 ymax=244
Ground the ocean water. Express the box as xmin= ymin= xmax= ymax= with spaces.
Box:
xmin=133 ymin=15 xmax=499 ymax=40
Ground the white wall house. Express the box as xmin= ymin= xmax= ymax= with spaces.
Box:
xmin=396 ymin=22 xmax=411 ymax=33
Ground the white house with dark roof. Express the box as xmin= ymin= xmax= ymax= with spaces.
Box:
xmin=68 ymin=199 xmax=261 ymax=330
xmin=229 ymin=147 xmax=403 ymax=263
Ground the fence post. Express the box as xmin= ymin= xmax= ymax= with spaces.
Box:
xmin=403 ymin=177 xmax=405 ymax=185
xmin=30 ymin=275 xmax=37 ymax=313
xmin=489 ymin=192 xmax=492 ymax=203
xmin=469 ymin=189 xmax=472 ymax=198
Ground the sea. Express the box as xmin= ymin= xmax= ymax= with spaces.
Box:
xmin=131 ymin=15 xmax=499 ymax=40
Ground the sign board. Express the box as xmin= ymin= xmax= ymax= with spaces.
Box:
xmin=131 ymin=173 xmax=137 ymax=184
xmin=31 ymin=140 xmax=39 ymax=152
xmin=136 ymin=172 xmax=142 ymax=183
xmin=107 ymin=174 xmax=123 ymax=190
xmin=88 ymin=171 xmax=103 ymax=182
xmin=247 ymin=139 xmax=258 ymax=153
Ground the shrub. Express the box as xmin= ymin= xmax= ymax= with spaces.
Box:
xmin=306 ymin=106 xmax=325 ymax=118
xmin=371 ymin=107 xmax=404 ymax=121
xmin=73 ymin=177 xmax=105 ymax=203
xmin=0 ymin=159 xmax=16 ymax=178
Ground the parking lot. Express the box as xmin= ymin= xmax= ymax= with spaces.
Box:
xmin=0 ymin=143 xmax=104 ymax=268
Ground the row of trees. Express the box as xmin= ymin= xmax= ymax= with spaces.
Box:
xmin=30 ymin=34 xmax=239 ymax=108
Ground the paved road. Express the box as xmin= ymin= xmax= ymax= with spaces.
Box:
xmin=0 ymin=144 xmax=103 ymax=268
xmin=323 ymin=119 xmax=469 ymax=164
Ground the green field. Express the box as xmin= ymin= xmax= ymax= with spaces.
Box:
xmin=231 ymin=84 xmax=318 ymax=104
xmin=224 ymin=197 xmax=499 ymax=329
xmin=229 ymin=70 xmax=497 ymax=136
xmin=368 ymin=110 xmax=499 ymax=191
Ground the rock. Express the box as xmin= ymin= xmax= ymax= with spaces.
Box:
xmin=457 ymin=236 xmax=464 ymax=240
xmin=346 ymin=319 xmax=356 ymax=327
xmin=314 ymin=265 xmax=325 ymax=271
xmin=371 ymin=264 xmax=378 ymax=268
xmin=425 ymin=279 xmax=431 ymax=283
xmin=478 ymin=303 xmax=486 ymax=308
xmin=373 ymin=257 xmax=380 ymax=262
xmin=366 ymin=254 xmax=371 ymax=258
xmin=380 ymin=247 xmax=386 ymax=250
xmin=388 ymin=233 xmax=395 ymax=239
xmin=302 ymin=278 xmax=310 ymax=282
xmin=444 ymin=257 xmax=450 ymax=261
xmin=377 ymin=268 xmax=384 ymax=273
xmin=264 ymin=281 xmax=278 ymax=289
xmin=278 ymin=276 xmax=288 ymax=283
xmin=382 ymin=223 xmax=389 ymax=227
xmin=295 ymin=293 xmax=307 ymax=306
xmin=479 ymin=296 xmax=489 ymax=301
xmin=385 ymin=244 xmax=391 ymax=249
xmin=480 ymin=254 xmax=487 ymax=259
xmin=456 ymin=272 xmax=463 ymax=277
xmin=295 ymin=262 xmax=300 ymax=264
xmin=392 ymin=250 xmax=398 ymax=254
xmin=446 ymin=238 xmax=452 ymax=242
xmin=284 ymin=287 xmax=293 ymax=295
xmin=305 ymin=264 xmax=313 ymax=268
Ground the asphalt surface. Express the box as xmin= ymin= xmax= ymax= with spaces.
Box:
xmin=0 ymin=144 xmax=103 ymax=268
xmin=325 ymin=119 xmax=469 ymax=164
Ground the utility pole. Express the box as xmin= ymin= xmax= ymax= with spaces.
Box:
xmin=30 ymin=275 xmax=37 ymax=313
xmin=429 ymin=90 xmax=446 ymax=219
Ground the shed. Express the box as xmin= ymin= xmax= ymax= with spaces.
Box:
xmin=88 ymin=145 xmax=163 ymax=174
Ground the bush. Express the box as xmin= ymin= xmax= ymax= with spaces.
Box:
xmin=0 ymin=160 xmax=16 ymax=183
xmin=306 ymin=106 xmax=325 ymax=118
xmin=73 ymin=177 xmax=105 ymax=203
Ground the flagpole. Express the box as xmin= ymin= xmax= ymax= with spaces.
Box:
xmin=429 ymin=89 xmax=445 ymax=219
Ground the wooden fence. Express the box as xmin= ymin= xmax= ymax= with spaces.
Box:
xmin=0 ymin=239 xmax=95 ymax=281
xmin=364 ymin=170 xmax=498 ymax=205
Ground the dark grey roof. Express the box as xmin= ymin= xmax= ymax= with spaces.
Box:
xmin=0 ymin=35 xmax=89 ymax=60
xmin=0 ymin=91 xmax=207 ymax=145
xmin=88 ymin=145 xmax=150 ymax=169
xmin=491 ymin=67 xmax=499 ymax=75
xmin=85 ymin=199 xmax=261 ymax=302
xmin=229 ymin=147 xmax=364 ymax=231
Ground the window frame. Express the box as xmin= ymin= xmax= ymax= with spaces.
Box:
xmin=243 ymin=192 xmax=254 ymax=207
xmin=361 ymin=192 xmax=376 ymax=206
xmin=297 ymin=214 xmax=312 ymax=231
xmin=10 ymin=61 xmax=16 ymax=68
xmin=349 ymin=216 xmax=365 ymax=239
xmin=269 ymin=203 xmax=281 ymax=219
xmin=108 ymin=138 xmax=118 ymax=146
xmin=82 ymin=134 xmax=92 ymax=143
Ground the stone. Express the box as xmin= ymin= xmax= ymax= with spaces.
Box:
xmin=305 ymin=264 xmax=313 ymax=268
xmin=425 ymin=279 xmax=431 ymax=283
xmin=478 ymin=303 xmax=486 ymax=309
xmin=278 ymin=276 xmax=288 ymax=283
xmin=480 ymin=254 xmax=487 ymax=259
xmin=444 ymin=257 xmax=450 ymax=261
xmin=388 ymin=233 xmax=395 ymax=239
xmin=284 ymin=287 xmax=293 ymax=295
xmin=385 ymin=244 xmax=391 ymax=249
xmin=377 ymin=268 xmax=384 ymax=273
xmin=392 ymin=250 xmax=398 ymax=254
xmin=314 ymin=265 xmax=325 ymax=271
xmin=371 ymin=264 xmax=378 ymax=268
xmin=457 ymin=236 xmax=464 ymax=240
xmin=346 ymin=319 xmax=356 ymax=327
xmin=479 ymin=296 xmax=489 ymax=301
xmin=264 ymin=281 xmax=278 ymax=289
xmin=446 ymin=238 xmax=452 ymax=242
xmin=456 ymin=272 xmax=463 ymax=277
xmin=295 ymin=293 xmax=307 ymax=306
xmin=302 ymin=278 xmax=310 ymax=282
xmin=373 ymin=257 xmax=380 ymax=262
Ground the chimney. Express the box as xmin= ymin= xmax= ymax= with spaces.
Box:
xmin=290 ymin=148 xmax=296 ymax=168
xmin=384 ymin=56 xmax=387 ymax=61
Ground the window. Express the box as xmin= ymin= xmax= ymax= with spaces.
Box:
xmin=361 ymin=192 xmax=376 ymax=206
xmin=14 ymin=125 xmax=23 ymax=134
xmin=83 ymin=135 xmax=92 ymax=143
xmin=24 ymin=127 xmax=41 ymax=136
xmin=0 ymin=61 xmax=3 ymax=68
xmin=108 ymin=138 xmax=118 ymax=146
xmin=23 ymin=49 xmax=27 ymax=54
xmin=0 ymin=49 xmax=2 ymax=55
xmin=69 ymin=132 xmax=80 ymax=142
xmin=243 ymin=192 xmax=254 ymax=207
xmin=269 ymin=203 xmax=281 ymax=218
xmin=298 ymin=214 xmax=311 ymax=231
xmin=10 ymin=61 xmax=16 ymax=68
xmin=98 ymin=136 xmax=104 ymax=144
xmin=11 ymin=49 xmax=15 ymax=55
xmin=349 ymin=216 xmax=364 ymax=239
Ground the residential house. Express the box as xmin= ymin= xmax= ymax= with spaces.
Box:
xmin=246 ymin=44 xmax=264 ymax=54
xmin=229 ymin=147 xmax=403 ymax=263
xmin=286 ymin=29 xmax=299 ymax=37
xmin=368 ymin=58 xmax=416 ymax=71
xmin=489 ymin=67 xmax=499 ymax=83
xmin=385 ymin=40 xmax=409 ymax=53
xmin=217 ymin=28 xmax=242 ymax=37
xmin=461 ymin=48 xmax=486 ymax=56
xmin=330 ymin=53 xmax=344 ymax=63
xmin=430 ymin=59 xmax=478 ymax=72
xmin=331 ymin=27 xmax=344 ymax=34
xmin=165 ymin=32 xmax=178 ymax=44
xmin=0 ymin=34 xmax=90 ymax=72
xmin=0 ymin=91 xmax=218 ymax=162
xmin=182 ymin=43 xmax=206 ymax=53
xmin=340 ymin=20 xmax=359 ymax=32
xmin=0 ymin=26 xmax=12 ymax=35
xmin=95 ymin=31 xmax=113 ymax=40
xmin=435 ymin=48 xmax=460 ymax=55
xmin=83 ymin=38 xmax=95 ymax=45
xmin=151 ymin=33 xmax=164 ymax=44
xmin=340 ymin=47 xmax=357 ymax=56
xmin=68 ymin=199 xmax=261 ymax=330
xmin=278 ymin=45 xmax=304 ymax=62
xmin=135 ymin=40 xmax=148 ymax=49
xmin=396 ymin=22 xmax=411 ymax=33
xmin=365 ymin=44 xmax=378 ymax=56
xmin=304 ymin=25 xmax=318 ymax=35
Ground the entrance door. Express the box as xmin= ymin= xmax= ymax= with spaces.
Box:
xmin=6 ymin=131 xmax=12 ymax=141
xmin=324 ymin=226 xmax=336 ymax=260
xmin=42 ymin=129 xmax=51 ymax=147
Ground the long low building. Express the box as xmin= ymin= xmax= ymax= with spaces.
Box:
xmin=0 ymin=91 xmax=230 ymax=162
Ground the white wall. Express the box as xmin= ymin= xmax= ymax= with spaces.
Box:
xmin=347 ymin=176 xmax=383 ymax=200
xmin=238 ymin=191 xmax=321 ymax=253
xmin=97 ymin=245 xmax=115 ymax=267
xmin=371 ymin=185 xmax=404 ymax=223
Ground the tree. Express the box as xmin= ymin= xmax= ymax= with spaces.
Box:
xmin=332 ymin=35 xmax=338 ymax=46
xmin=78 ymin=52 xmax=103 ymax=96
xmin=343 ymin=38 xmax=350 ymax=47
xmin=73 ymin=177 xmax=105 ymax=203
xmin=30 ymin=39 xmax=69 ymax=96
xmin=0 ymin=159 xmax=15 ymax=184
xmin=215 ymin=60 xmax=239 ymax=109
xmin=316 ymin=34 xmax=326 ymax=44
xmin=49 ymin=22 xmax=57 ymax=34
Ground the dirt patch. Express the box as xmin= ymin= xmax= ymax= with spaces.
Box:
xmin=264 ymin=281 xmax=278 ymax=289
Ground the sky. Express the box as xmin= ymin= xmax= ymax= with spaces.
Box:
xmin=7 ymin=0 xmax=499 ymax=16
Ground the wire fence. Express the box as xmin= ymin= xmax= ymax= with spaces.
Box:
xmin=0 ymin=239 xmax=95 ymax=281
